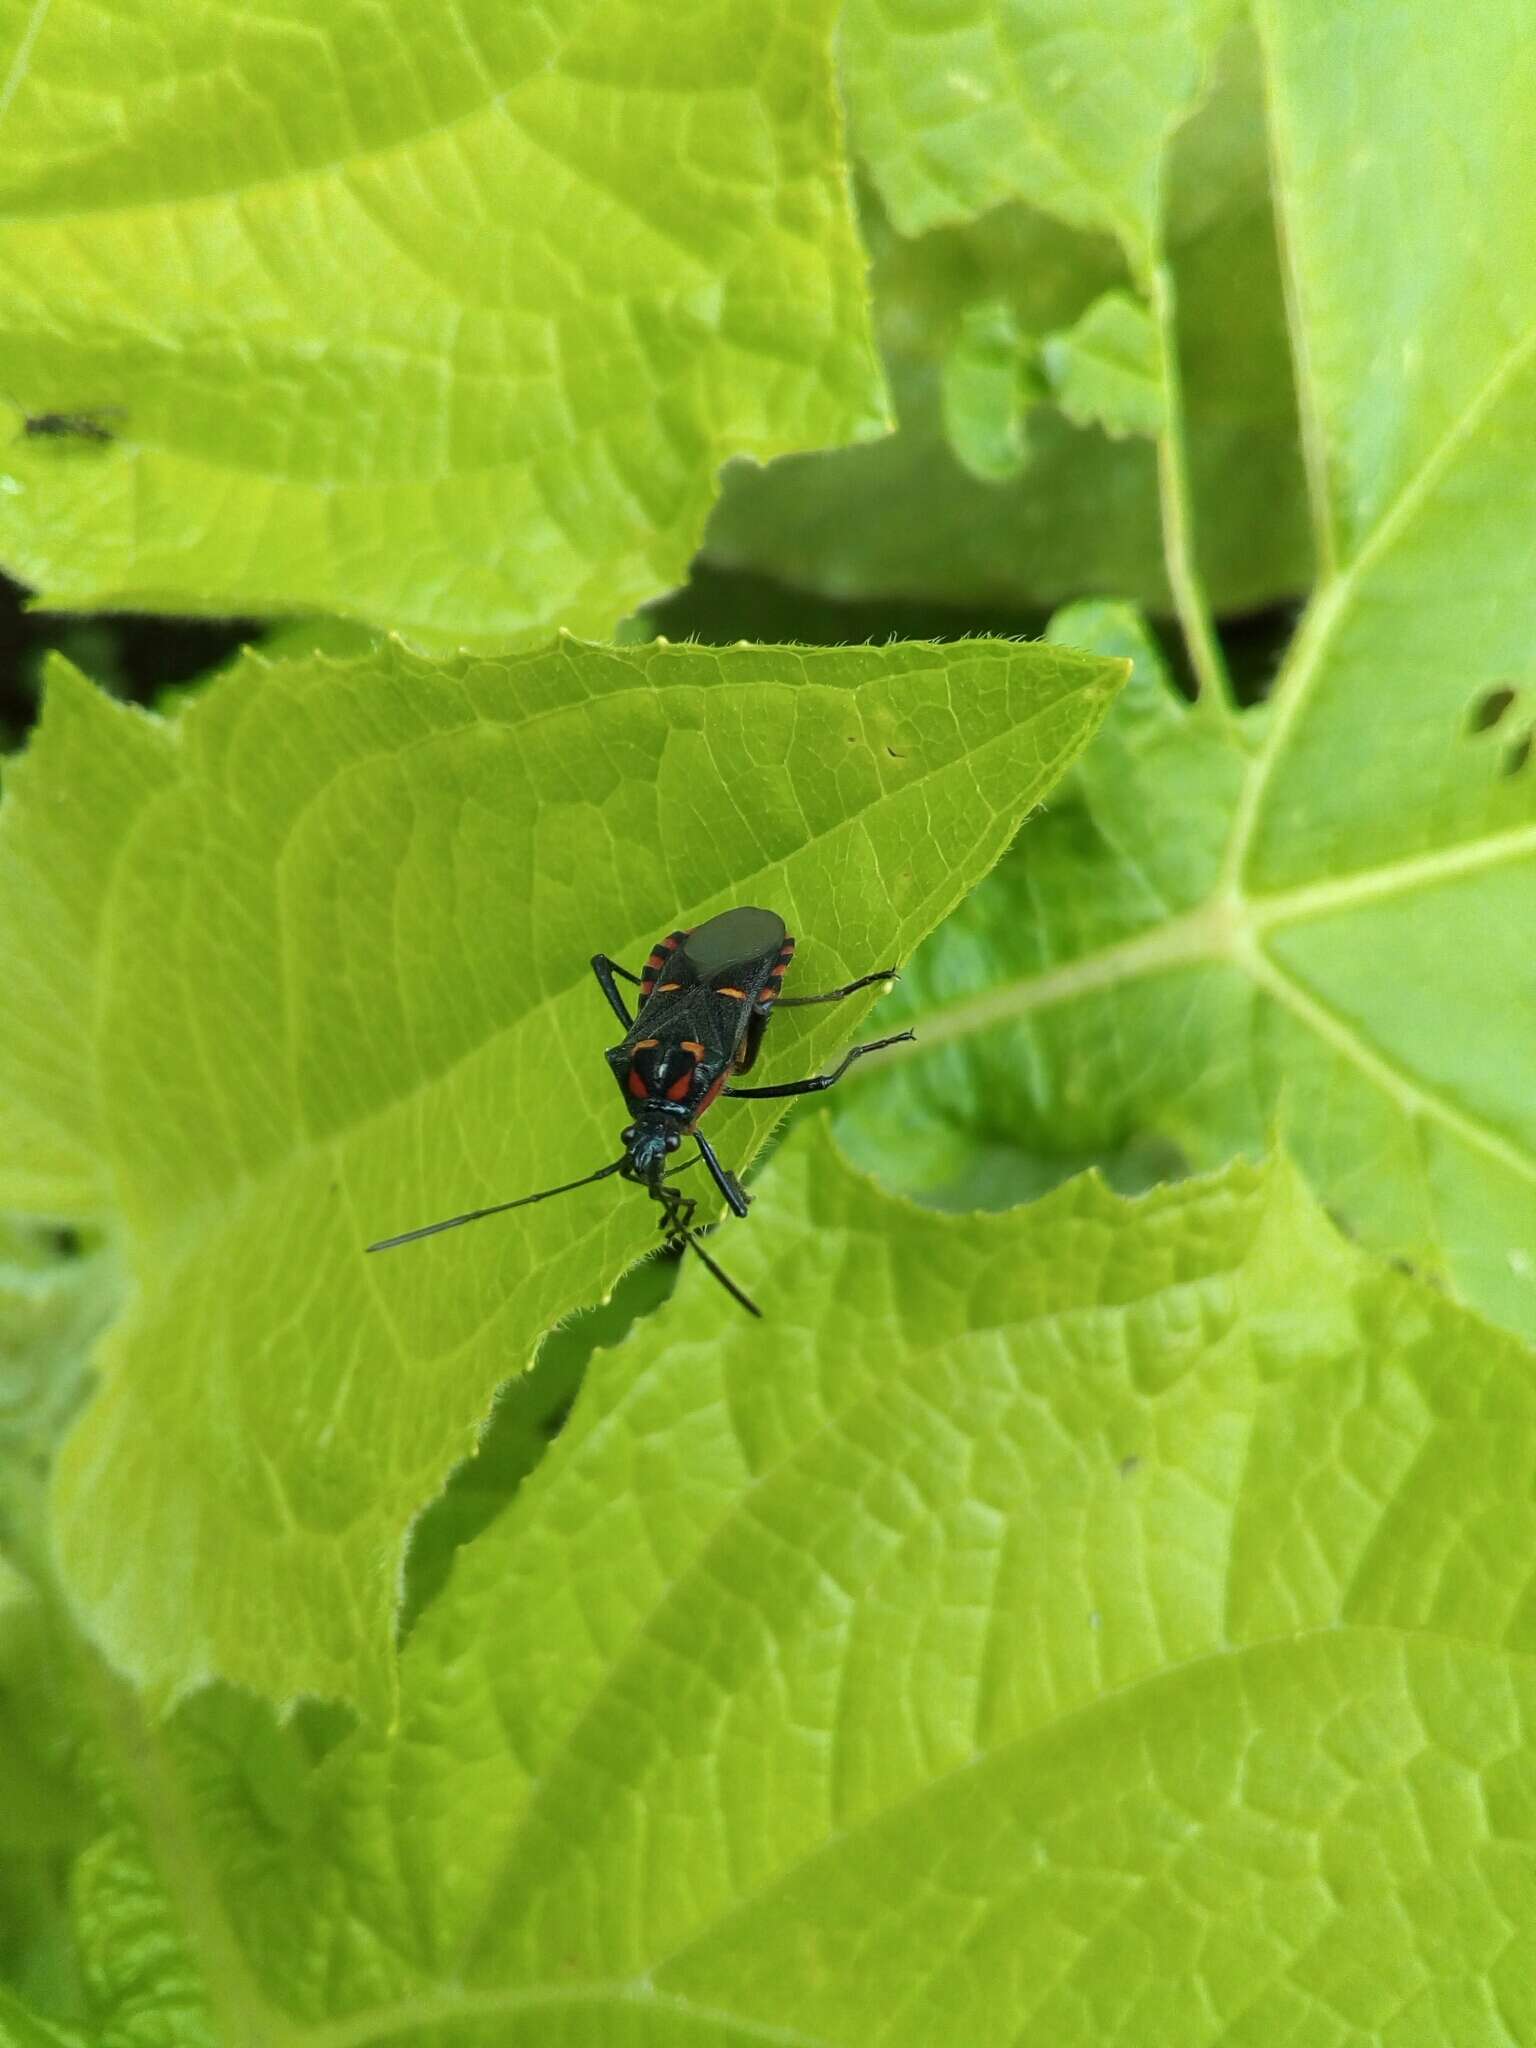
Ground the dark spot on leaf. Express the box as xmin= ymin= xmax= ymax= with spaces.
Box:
xmin=20 ymin=406 xmax=122 ymax=444
xmin=1503 ymin=731 xmax=1532 ymax=777
xmin=1118 ymin=1454 xmax=1141 ymax=1478
xmin=886 ymin=747 xmax=907 ymax=759
xmin=1469 ymin=683 xmax=1517 ymax=733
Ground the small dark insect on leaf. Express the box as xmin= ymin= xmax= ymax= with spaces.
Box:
xmin=366 ymin=904 xmax=914 ymax=1318
xmin=17 ymin=405 xmax=124 ymax=444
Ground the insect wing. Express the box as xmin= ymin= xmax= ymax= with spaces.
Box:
xmin=679 ymin=910 xmax=780 ymax=1062
xmin=677 ymin=905 xmax=780 ymax=981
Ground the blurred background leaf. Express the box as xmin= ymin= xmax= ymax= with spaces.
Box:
xmin=707 ymin=24 xmax=1311 ymax=621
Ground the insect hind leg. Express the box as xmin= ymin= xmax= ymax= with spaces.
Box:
xmin=774 ymin=966 xmax=899 ymax=1008
xmin=723 ymin=1029 xmax=915 ymax=1099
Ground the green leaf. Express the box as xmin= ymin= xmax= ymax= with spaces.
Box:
xmin=841 ymin=0 xmax=1234 ymax=268
xmin=0 ymin=636 xmax=1120 ymax=1714
xmin=839 ymin=588 xmax=1536 ymax=1340
xmin=0 ymin=1223 xmax=118 ymax=1467
xmin=1040 ymin=290 xmax=1164 ymax=438
xmin=834 ymin=4 xmax=1536 ymax=1344
xmin=0 ymin=675 xmax=177 ymax=1216
xmin=0 ymin=1601 xmax=92 ymax=2024
xmin=939 ymin=299 xmax=1036 ymax=482
xmin=0 ymin=0 xmax=885 ymax=646
xmin=57 ymin=1135 xmax=1536 ymax=2045
xmin=0 ymin=1991 xmax=87 ymax=2048
xmin=707 ymin=26 xmax=1311 ymax=617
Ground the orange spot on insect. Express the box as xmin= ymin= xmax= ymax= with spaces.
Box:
xmin=666 ymin=1071 xmax=693 ymax=1101
xmin=717 ymin=987 xmax=746 ymax=999
xmin=627 ymin=1067 xmax=648 ymax=1098
xmin=657 ymin=982 xmax=681 ymax=992
xmin=681 ymin=1040 xmax=705 ymax=1056
xmin=632 ymin=1038 xmax=659 ymax=1049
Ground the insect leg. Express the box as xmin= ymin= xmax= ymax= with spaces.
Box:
xmin=722 ymin=1030 xmax=916 ymax=1099
xmin=651 ymin=1178 xmax=762 ymax=1317
xmin=590 ymin=953 xmax=642 ymax=1028
xmin=773 ymin=967 xmax=899 ymax=1008
xmin=694 ymin=1132 xmax=751 ymax=1217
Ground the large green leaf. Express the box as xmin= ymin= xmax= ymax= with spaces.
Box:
xmin=707 ymin=24 xmax=1310 ymax=618
xmin=0 ymin=0 xmax=884 ymax=646
xmin=835 ymin=0 xmax=1536 ymax=1343
xmin=0 ymin=636 xmax=1119 ymax=1714
xmin=50 ymin=1132 xmax=1536 ymax=2045
xmin=840 ymin=586 xmax=1536 ymax=1338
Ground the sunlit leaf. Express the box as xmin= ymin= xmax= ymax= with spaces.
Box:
xmin=0 ymin=636 xmax=1119 ymax=1712
xmin=0 ymin=0 xmax=885 ymax=646
xmin=56 ymin=1134 xmax=1536 ymax=2046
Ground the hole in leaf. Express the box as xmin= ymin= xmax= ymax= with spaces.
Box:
xmin=1469 ymin=683 xmax=1517 ymax=733
xmin=1503 ymin=730 xmax=1532 ymax=777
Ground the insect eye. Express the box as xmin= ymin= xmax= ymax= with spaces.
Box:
xmin=666 ymin=1133 xmax=680 ymax=1152
xmin=622 ymin=1125 xmax=637 ymax=1145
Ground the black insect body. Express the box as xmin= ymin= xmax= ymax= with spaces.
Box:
xmin=367 ymin=905 xmax=914 ymax=1316
xmin=17 ymin=406 xmax=122 ymax=444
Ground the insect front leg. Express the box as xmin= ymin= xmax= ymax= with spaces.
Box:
xmin=590 ymin=953 xmax=643 ymax=1029
xmin=722 ymin=1030 xmax=916 ymax=1100
xmin=694 ymin=1132 xmax=750 ymax=1217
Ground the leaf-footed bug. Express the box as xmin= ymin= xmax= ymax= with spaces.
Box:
xmin=367 ymin=906 xmax=913 ymax=1316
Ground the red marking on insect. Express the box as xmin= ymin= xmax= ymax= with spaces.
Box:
xmin=691 ymin=1069 xmax=731 ymax=1121
xmin=364 ymin=904 xmax=914 ymax=1327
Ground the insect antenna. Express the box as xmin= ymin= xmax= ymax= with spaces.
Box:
xmin=366 ymin=1156 xmax=627 ymax=1252
xmin=653 ymin=1183 xmax=762 ymax=1318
